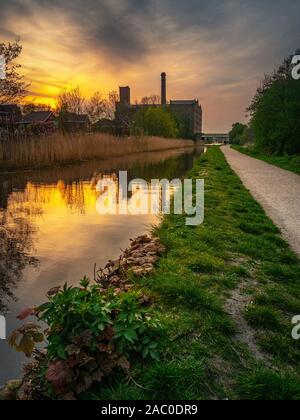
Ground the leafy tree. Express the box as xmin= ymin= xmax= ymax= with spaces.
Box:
xmin=241 ymin=126 xmax=255 ymax=145
xmin=133 ymin=107 xmax=179 ymax=138
xmin=248 ymin=50 xmax=300 ymax=155
xmin=229 ymin=122 xmax=248 ymax=145
xmin=172 ymin=111 xmax=194 ymax=139
xmin=0 ymin=40 xmax=29 ymax=104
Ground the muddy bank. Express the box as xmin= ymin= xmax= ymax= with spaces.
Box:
xmin=94 ymin=234 xmax=166 ymax=292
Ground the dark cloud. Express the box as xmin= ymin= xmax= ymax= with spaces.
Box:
xmin=0 ymin=0 xmax=299 ymax=66
xmin=1 ymin=0 xmax=299 ymax=130
xmin=0 ymin=0 xmax=152 ymax=62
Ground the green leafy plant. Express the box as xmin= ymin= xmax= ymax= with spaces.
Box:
xmin=10 ymin=277 xmax=161 ymax=400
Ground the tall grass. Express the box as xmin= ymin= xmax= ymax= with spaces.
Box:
xmin=0 ymin=133 xmax=194 ymax=170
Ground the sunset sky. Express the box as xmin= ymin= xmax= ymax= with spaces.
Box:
xmin=0 ymin=0 xmax=299 ymax=132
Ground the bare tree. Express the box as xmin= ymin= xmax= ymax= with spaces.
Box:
xmin=0 ymin=40 xmax=29 ymax=104
xmin=56 ymin=87 xmax=85 ymax=114
xmin=85 ymin=91 xmax=105 ymax=123
xmin=149 ymin=94 xmax=161 ymax=105
xmin=102 ymin=90 xmax=119 ymax=119
xmin=140 ymin=94 xmax=161 ymax=105
xmin=140 ymin=96 xmax=151 ymax=105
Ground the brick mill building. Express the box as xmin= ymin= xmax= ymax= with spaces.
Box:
xmin=115 ymin=73 xmax=203 ymax=139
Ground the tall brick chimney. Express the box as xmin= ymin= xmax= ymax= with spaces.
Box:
xmin=161 ymin=72 xmax=167 ymax=106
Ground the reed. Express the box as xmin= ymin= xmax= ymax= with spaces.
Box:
xmin=0 ymin=133 xmax=194 ymax=170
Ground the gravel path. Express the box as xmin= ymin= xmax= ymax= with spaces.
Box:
xmin=222 ymin=146 xmax=300 ymax=257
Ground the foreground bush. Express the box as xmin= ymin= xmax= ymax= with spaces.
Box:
xmin=9 ymin=278 xmax=161 ymax=400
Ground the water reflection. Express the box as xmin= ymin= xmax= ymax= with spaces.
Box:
xmin=0 ymin=213 xmax=38 ymax=314
xmin=0 ymin=146 xmax=203 ymax=384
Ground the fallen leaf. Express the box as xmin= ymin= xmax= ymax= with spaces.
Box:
xmin=47 ymin=286 xmax=61 ymax=297
xmin=17 ymin=308 xmax=36 ymax=321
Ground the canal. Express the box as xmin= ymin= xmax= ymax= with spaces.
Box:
xmin=0 ymin=146 xmax=204 ymax=384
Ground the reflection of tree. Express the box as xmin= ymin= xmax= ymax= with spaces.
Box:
xmin=0 ymin=211 xmax=39 ymax=313
xmin=57 ymin=181 xmax=87 ymax=214
xmin=0 ymin=146 xmax=202 ymax=312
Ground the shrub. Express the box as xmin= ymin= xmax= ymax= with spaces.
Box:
xmin=229 ymin=123 xmax=248 ymax=145
xmin=10 ymin=277 xmax=161 ymax=400
xmin=133 ymin=107 xmax=179 ymax=139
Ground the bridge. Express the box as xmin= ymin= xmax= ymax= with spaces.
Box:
xmin=201 ymin=133 xmax=229 ymax=144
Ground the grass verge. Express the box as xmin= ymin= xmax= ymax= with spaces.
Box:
xmin=232 ymin=145 xmax=300 ymax=175
xmin=88 ymin=146 xmax=300 ymax=400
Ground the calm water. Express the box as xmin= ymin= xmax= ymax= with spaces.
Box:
xmin=0 ymin=146 xmax=203 ymax=384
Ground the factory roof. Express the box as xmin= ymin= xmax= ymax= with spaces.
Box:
xmin=170 ymin=100 xmax=200 ymax=106
xmin=21 ymin=111 xmax=54 ymax=124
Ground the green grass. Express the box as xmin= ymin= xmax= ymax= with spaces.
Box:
xmin=232 ymin=145 xmax=300 ymax=175
xmin=238 ymin=369 xmax=300 ymax=400
xmin=87 ymin=146 xmax=300 ymax=400
xmin=244 ymin=305 xmax=283 ymax=331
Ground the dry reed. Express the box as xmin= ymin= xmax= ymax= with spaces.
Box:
xmin=0 ymin=133 xmax=194 ymax=170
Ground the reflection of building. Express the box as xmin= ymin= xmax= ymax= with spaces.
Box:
xmin=115 ymin=73 xmax=203 ymax=139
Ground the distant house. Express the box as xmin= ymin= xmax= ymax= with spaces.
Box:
xmin=0 ymin=105 xmax=22 ymax=127
xmin=62 ymin=112 xmax=90 ymax=132
xmin=19 ymin=111 xmax=56 ymax=135
xmin=92 ymin=118 xmax=116 ymax=135
xmin=21 ymin=111 xmax=56 ymax=126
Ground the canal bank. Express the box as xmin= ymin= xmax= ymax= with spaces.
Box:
xmin=0 ymin=146 xmax=203 ymax=385
xmin=2 ymin=146 xmax=300 ymax=400
xmin=92 ymin=146 xmax=300 ymax=400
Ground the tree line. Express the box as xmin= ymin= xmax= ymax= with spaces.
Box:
xmin=230 ymin=50 xmax=300 ymax=155
xmin=132 ymin=107 xmax=197 ymax=139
